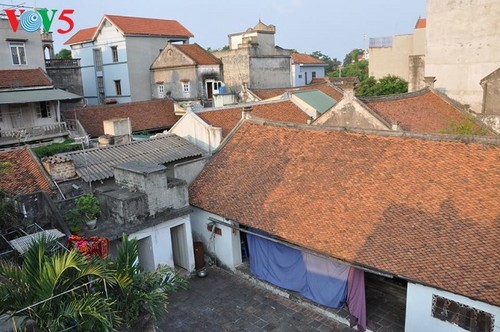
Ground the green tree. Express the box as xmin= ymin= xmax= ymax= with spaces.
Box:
xmin=356 ymin=75 xmax=408 ymax=96
xmin=310 ymin=51 xmax=341 ymax=76
xmin=343 ymin=48 xmax=364 ymax=67
xmin=55 ymin=48 xmax=72 ymax=60
xmin=0 ymin=234 xmax=117 ymax=331
xmin=340 ymin=60 xmax=369 ymax=82
xmin=0 ymin=234 xmax=188 ymax=330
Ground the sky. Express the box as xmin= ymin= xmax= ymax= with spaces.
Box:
xmin=2 ymin=0 xmax=426 ymax=60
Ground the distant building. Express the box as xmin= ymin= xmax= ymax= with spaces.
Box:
xmin=213 ymin=21 xmax=292 ymax=92
xmin=65 ymin=15 xmax=193 ymax=105
xmin=150 ymin=43 xmax=223 ymax=107
xmin=290 ymin=53 xmax=326 ymax=87
xmin=425 ymin=0 xmax=500 ymax=114
xmin=368 ymin=17 xmax=426 ymax=92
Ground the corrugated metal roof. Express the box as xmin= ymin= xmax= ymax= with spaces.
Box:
xmin=0 ymin=88 xmax=82 ymax=104
xmin=292 ymin=90 xmax=337 ymax=114
xmin=61 ymin=134 xmax=205 ymax=182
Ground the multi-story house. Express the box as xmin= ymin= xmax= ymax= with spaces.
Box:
xmin=0 ymin=18 xmax=46 ymax=70
xmin=65 ymin=15 xmax=193 ymax=105
xmin=290 ymin=53 xmax=326 ymax=87
xmin=212 ymin=21 xmax=292 ymax=93
xmin=150 ymin=43 xmax=223 ymax=108
xmin=368 ymin=17 xmax=426 ymax=92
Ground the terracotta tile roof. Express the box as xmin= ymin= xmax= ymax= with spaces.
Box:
xmin=361 ymin=89 xmax=488 ymax=134
xmin=251 ymin=81 xmax=344 ymax=102
xmin=65 ymin=15 xmax=193 ymax=45
xmin=0 ymin=68 xmax=52 ymax=89
xmin=105 ymin=15 xmax=193 ymax=38
xmin=190 ymin=120 xmax=500 ymax=306
xmin=0 ymin=147 xmax=53 ymax=195
xmin=174 ymin=44 xmax=221 ymax=65
xmin=63 ymin=99 xmax=180 ymax=137
xmin=291 ymin=53 xmax=325 ymax=65
xmin=196 ymin=100 xmax=309 ymax=137
xmin=64 ymin=27 xmax=97 ymax=45
xmin=415 ymin=17 xmax=426 ymax=29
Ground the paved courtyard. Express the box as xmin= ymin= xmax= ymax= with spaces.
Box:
xmin=158 ymin=266 xmax=356 ymax=332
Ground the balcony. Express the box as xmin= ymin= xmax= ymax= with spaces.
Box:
xmin=0 ymin=122 xmax=69 ymax=146
xmin=45 ymin=59 xmax=81 ymax=68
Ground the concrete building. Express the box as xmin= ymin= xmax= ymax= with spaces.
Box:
xmin=290 ymin=53 xmax=326 ymax=87
xmin=368 ymin=18 xmax=426 ymax=92
xmin=212 ymin=21 xmax=292 ymax=93
xmin=65 ymin=15 xmax=193 ymax=105
xmin=425 ymin=0 xmax=500 ymax=113
xmin=151 ymin=43 xmax=223 ymax=107
xmin=0 ymin=18 xmax=46 ymax=70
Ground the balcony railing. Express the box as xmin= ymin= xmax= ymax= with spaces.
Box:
xmin=45 ymin=59 xmax=81 ymax=68
xmin=0 ymin=122 xmax=69 ymax=145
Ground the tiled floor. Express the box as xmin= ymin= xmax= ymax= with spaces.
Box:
xmin=160 ymin=264 xmax=407 ymax=332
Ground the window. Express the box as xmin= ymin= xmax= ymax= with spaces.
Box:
xmin=431 ymin=295 xmax=494 ymax=332
xmin=97 ymin=77 xmax=105 ymax=104
xmin=312 ymin=71 xmax=317 ymax=78
xmin=157 ymin=84 xmax=165 ymax=97
xmin=36 ymin=102 xmax=51 ymax=118
xmin=111 ymin=46 xmax=118 ymax=62
xmin=114 ymin=80 xmax=122 ymax=96
xmin=298 ymin=74 xmax=302 ymax=79
xmin=182 ymin=81 xmax=190 ymax=93
xmin=93 ymin=48 xmax=103 ymax=71
xmin=10 ymin=42 xmax=26 ymax=65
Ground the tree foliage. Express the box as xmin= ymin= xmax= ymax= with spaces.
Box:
xmin=310 ymin=51 xmax=341 ymax=76
xmin=55 ymin=48 xmax=72 ymax=60
xmin=356 ymin=75 xmax=408 ymax=96
xmin=0 ymin=234 xmax=188 ymax=331
xmin=343 ymin=48 xmax=364 ymax=67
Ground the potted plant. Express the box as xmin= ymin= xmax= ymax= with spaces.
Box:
xmin=75 ymin=194 xmax=100 ymax=230
xmin=64 ymin=208 xmax=85 ymax=234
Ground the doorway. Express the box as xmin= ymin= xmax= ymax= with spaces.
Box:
xmin=171 ymin=224 xmax=189 ymax=270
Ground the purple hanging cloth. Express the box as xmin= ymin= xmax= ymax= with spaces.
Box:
xmin=347 ymin=267 xmax=367 ymax=331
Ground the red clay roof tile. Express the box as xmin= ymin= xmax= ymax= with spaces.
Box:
xmin=196 ymin=100 xmax=309 ymax=137
xmin=0 ymin=68 xmax=52 ymax=89
xmin=63 ymin=99 xmax=179 ymax=137
xmin=174 ymin=44 xmax=221 ymax=65
xmin=291 ymin=53 xmax=325 ymax=65
xmin=65 ymin=15 xmax=193 ymax=45
xmin=0 ymin=147 xmax=53 ymax=195
xmin=251 ymin=81 xmax=343 ymax=102
xmin=190 ymin=120 xmax=500 ymax=306
xmin=64 ymin=27 xmax=97 ymax=45
xmin=361 ymin=89 xmax=488 ymax=134
xmin=415 ymin=18 xmax=426 ymax=29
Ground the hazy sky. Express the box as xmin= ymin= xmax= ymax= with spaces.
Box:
xmin=4 ymin=0 xmax=426 ymax=60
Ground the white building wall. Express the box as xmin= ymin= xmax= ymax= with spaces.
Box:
xmin=405 ymin=282 xmax=500 ymax=332
xmin=169 ymin=112 xmax=222 ymax=153
xmin=129 ymin=215 xmax=195 ymax=272
xmin=291 ymin=64 xmax=326 ymax=87
xmin=190 ymin=208 xmax=242 ymax=270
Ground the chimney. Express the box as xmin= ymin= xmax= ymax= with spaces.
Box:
xmin=242 ymin=106 xmax=252 ymax=119
xmin=342 ymin=81 xmax=356 ymax=102
xmin=423 ymin=76 xmax=436 ymax=89
xmin=307 ymin=116 xmax=314 ymax=125
xmin=391 ymin=121 xmax=400 ymax=131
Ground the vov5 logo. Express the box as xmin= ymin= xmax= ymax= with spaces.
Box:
xmin=4 ymin=8 xmax=75 ymax=34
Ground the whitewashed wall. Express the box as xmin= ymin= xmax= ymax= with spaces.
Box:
xmin=405 ymin=282 xmax=500 ymax=332
xmin=190 ymin=208 xmax=242 ymax=270
xmin=129 ymin=215 xmax=195 ymax=272
xmin=168 ymin=112 xmax=222 ymax=153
